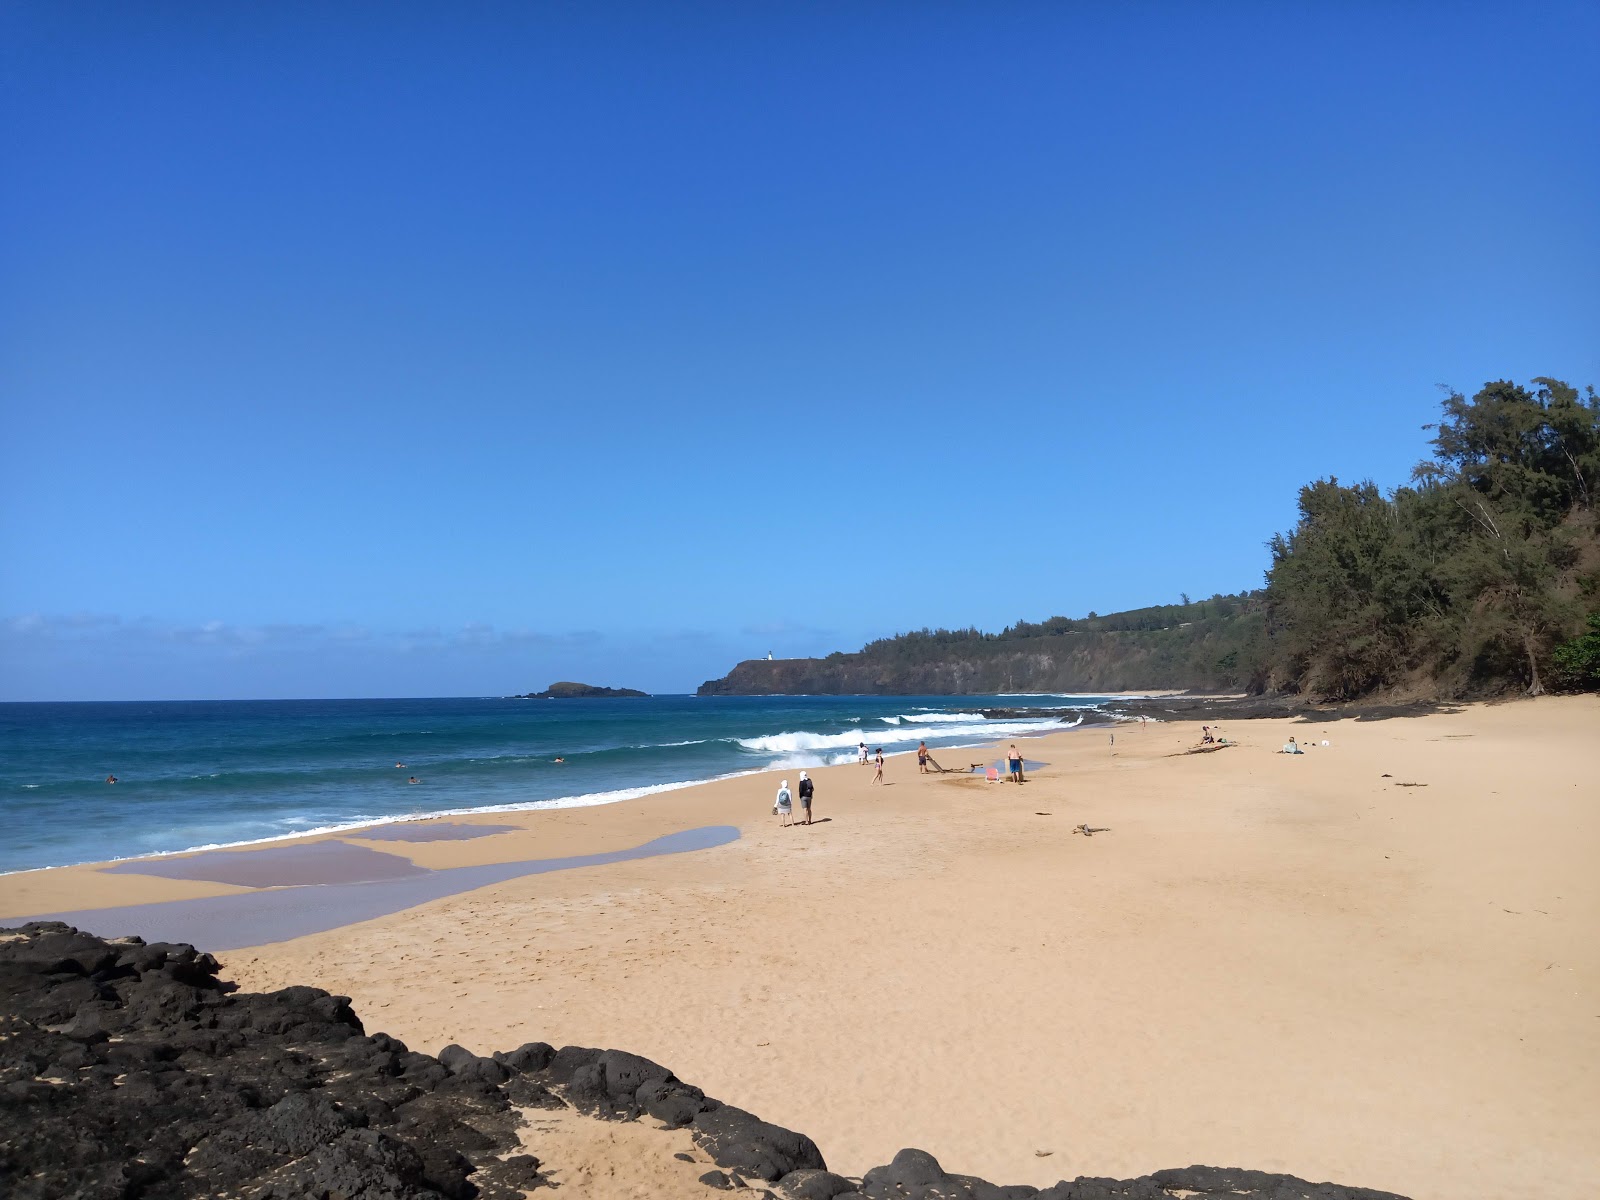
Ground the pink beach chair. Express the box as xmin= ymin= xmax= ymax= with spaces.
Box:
xmin=985 ymin=767 xmax=1000 ymax=783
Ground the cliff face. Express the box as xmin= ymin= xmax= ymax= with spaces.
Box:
xmin=699 ymin=616 xmax=1266 ymax=696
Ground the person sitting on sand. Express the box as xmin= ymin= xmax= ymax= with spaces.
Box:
xmin=872 ymin=749 xmax=884 ymax=785
xmin=798 ymin=771 xmax=814 ymax=824
xmin=1008 ymin=744 xmax=1025 ymax=783
xmin=775 ymin=779 xmax=794 ymax=827
xmin=1281 ymin=737 xmax=1303 ymax=755
xmin=1201 ymin=725 xmax=1215 ymax=744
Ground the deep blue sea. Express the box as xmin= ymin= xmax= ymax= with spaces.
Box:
xmin=0 ymin=694 xmax=1116 ymax=874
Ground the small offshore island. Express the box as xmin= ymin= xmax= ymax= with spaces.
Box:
xmin=518 ymin=681 xmax=651 ymax=699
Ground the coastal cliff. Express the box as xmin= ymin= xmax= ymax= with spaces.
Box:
xmin=699 ymin=597 xmax=1266 ymax=696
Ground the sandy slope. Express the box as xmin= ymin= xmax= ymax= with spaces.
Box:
xmin=6 ymin=698 xmax=1597 ymax=1199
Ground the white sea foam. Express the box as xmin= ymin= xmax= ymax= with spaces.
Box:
xmin=0 ymin=774 xmax=770 ymax=878
xmin=899 ymin=711 xmax=987 ymax=723
xmin=880 ymin=715 xmax=901 ymax=725
xmin=0 ymin=709 xmax=1094 ymax=878
xmin=736 ymin=718 xmax=1069 ymax=755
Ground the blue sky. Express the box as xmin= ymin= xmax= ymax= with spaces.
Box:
xmin=3 ymin=2 xmax=1596 ymax=700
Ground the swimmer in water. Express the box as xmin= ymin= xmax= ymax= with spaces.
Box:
xmin=553 ymin=757 xmax=565 ymax=764
xmin=106 ymin=775 xmax=118 ymax=784
xmin=408 ymin=776 xmax=420 ymax=784
xmin=396 ymin=762 xmax=406 ymax=769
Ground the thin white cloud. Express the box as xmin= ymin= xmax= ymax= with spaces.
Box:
xmin=0 ymin=613 xmax=594 ymax=655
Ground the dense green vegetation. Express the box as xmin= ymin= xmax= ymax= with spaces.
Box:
xmin=699 ymin=377 xmax=1600 ymax=699
xmin=1265 ymin=378 xmax=1599 ymax=698
xmin=697 ymin=593 xmax=1266 ymax=695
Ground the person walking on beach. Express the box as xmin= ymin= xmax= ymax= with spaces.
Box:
xmin=917 ymin=741 xmax=929 ymax=773
xmin=775 ymin=778 xmax=794 ymax=827
xmin=858 ymin=741 xmax=869 ymax=766
xmin=1007 ymin=744 xmax=1025 ymax=783
xmin=797 ymin=771 xmax=814 ymax=824
xmin=872 ymin=749 xmax=885 ymax=785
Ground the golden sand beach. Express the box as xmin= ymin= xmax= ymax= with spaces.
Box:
xmin=4 ymin=697 xmax=1597 ymax=1200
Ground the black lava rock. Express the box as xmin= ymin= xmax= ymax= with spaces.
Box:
xmin=0 ymin=923 xmax=1410 ymax=1200
xmin=0 ymin=922 xmax=542 ymax=1200
xmin=693 ymin=1103 xmax=828 ymax=1182
xmin=777 ymin=1167 xmax=862 ymax=1198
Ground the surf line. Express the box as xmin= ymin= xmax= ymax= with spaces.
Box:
xmin=13 ymin=826 xmax=740 ymax=952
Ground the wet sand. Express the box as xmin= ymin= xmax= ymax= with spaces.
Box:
xmin=3 ymin=697 xmax=1597 ymax=1200
xmin=12 ymin=827 xmax=739 ymax=950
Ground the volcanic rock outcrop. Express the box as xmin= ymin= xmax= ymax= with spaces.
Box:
xmin=0 ymin=923 xmax=1410 ymax=1199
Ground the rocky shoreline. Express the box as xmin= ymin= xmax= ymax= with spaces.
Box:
xmin=1 ymin=923 xmax=1410 ymax=1199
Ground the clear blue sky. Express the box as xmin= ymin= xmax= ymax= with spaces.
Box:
xmin=3 ymin=2 xmax=1596 ymax=700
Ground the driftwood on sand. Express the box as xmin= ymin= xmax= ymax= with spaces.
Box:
xmin=1166 ymin=742 xmax=1236 ymax=757
xmin=1072 ymin=824 xmax=1110 ymax=836
xmin=923 ymin=754 xmax=984 ymax=774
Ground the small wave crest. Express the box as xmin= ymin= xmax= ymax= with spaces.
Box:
xmin=736 ymin=718 xmax=1068 ymax=756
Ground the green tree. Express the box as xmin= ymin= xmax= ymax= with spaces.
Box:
xmin=1265 ymin=377 xmax=1598 ymax=699
xmin=1552 ymin=613 xmax=1600 ymax=691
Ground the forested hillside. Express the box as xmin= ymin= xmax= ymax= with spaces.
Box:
xmin=698 ymin=595 xmax=1266 ymax=695
xmin=699 ymin=377 xmax=1600 ymax=700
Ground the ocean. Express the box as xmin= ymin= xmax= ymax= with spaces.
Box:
xmin=0 ymin=694 xmax=1117 ymax=875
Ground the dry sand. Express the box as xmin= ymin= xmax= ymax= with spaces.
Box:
xmin=4 ymin=697 xmax=1597 ymax=1199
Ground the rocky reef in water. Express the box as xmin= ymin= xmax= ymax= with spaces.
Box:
xmin=516 ymin=681 xmax=650 ymax=699
xmin=0 ymin=923 xmax=1410 ymax=1199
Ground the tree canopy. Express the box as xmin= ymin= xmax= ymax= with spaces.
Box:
xmin=1263 ymin=378 xmax=1599 ymax=697
xmin=703 ymin=376 xmax=1600 ymax=700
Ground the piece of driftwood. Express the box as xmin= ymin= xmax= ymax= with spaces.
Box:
xmin=1393 ymin=781 xmax=1429 ymax=787
xmin=1072 ymin=824 xmax=1110 ymax=836
xmin=1166 ymin=742 xmax=1236 ymax=757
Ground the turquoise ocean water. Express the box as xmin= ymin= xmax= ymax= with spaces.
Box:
xmin=0 ymin=694 xmax=1116 ymax=874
